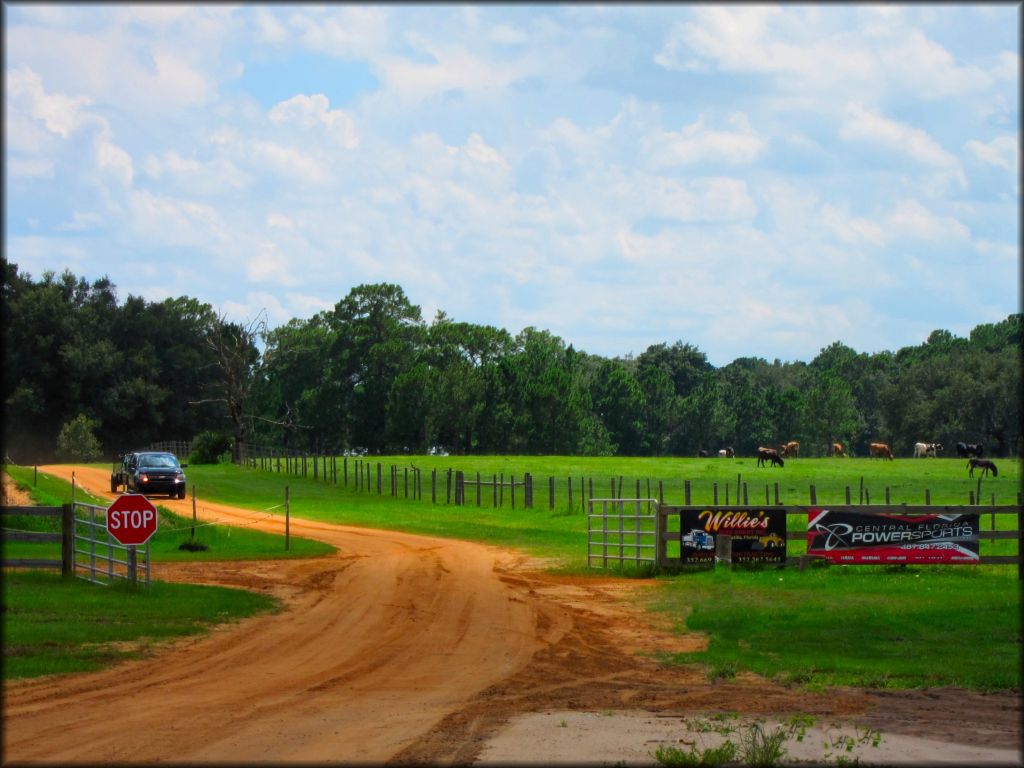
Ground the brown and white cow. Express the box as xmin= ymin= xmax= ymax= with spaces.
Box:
xmin=869 ymin=442 xmax=894 ymax=460
xmin=757 ymin=447 xmax=785 ymax=467
xmin=832 ymin=442 xmax=845 ymax=457
xmin=779 ymin=441 xmax=800 ymax=458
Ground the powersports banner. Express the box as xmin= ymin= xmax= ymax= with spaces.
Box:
xmin=672 ymin=508 xmax=787 ymax=564
xmin=806 ymin=509 xmax=980 ymax=564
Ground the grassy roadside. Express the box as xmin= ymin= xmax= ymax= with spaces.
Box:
xmin=2 ymin=464 xmax=335 ymax=562
xmin=646 ymin=565 xmax=1021 ymax=691
xmin=2 ymin=465 xmax=325 ymax=680
xmin=3 ymin=570 xmax=279 ymax=678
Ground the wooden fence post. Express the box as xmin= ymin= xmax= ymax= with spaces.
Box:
xmin=845 ymin=486 xmax=851 ymax=505
xmin=568 ymin=477 xmax=573 ymax=510
xmin=774 ymin=482 xmax=780 ymax=506
xmin=61 ymin=503 xmax=74 ymax=579
xmin=684 ymin=480 xmax=691 ymax=506
xmin=713 ymin=482 xmax=718 ymax=505
xmin=285 ymin=485 xmax=290 ymax=551
xmin=431 ymin=469 xmax=437 ymax=503
xmin=128 ymin=546 xmax=138 ymax=587
xmin=549 ymin=476 xmax=555 ymax=510
xmin=809 ymin=485 xmax=817 ymax=505
xmin=742 ymin=482 xmax=748 ymax=506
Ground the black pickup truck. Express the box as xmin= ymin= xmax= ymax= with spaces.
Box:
xmin=111 ymin=451 xmax=188 ymax=498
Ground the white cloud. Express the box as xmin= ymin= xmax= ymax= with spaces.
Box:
xmin=129 ymin=190 xmax=225 ymax=247
xmin=841 ymin=102 xmax=965 ymax=185
xmin=245 ymin=244 xmax=300 ymax=286
xmin=277 ymin=6 xmax=390 ymax=58
xmin=96 ymin=138 xmax=134 ymax=187
xmin=880 ymin=29 xmax=991 ymax=99
xmin=268 ymin=93 xmax=359 ymax=149
xmin=884 ymin=199 xmax=970 ymax=242
xmin=57 ymin=211 xmax=103 ymax=232
xmin=965 ymin=134 xmax=1018 ymax=172
xmin=248 ymin=140 xmax=327 ymax=184
xmin=6 ymin=66 xmax=92 ymax=139
xmin=373 ymin=38 xmax=536 ymax=104
xmin=7 ymin=157 xmax=55 ymax=179
xmin=647 ymin=113 xmax=766 ymax=166
xmin=267 ymin=214 xmax=295 ymax=230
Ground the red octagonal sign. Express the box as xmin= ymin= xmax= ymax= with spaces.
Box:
xmin=107 ymin=494 xmax=159 ymax=546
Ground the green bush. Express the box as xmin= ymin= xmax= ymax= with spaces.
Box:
xmin=56 ymin=414 xmax=103 ymax=462
xmin=189 ymin=431 xmax=233 ymax=464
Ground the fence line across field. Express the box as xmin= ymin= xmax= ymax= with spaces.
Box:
xmin=586 ymin=499 xmax=1023 ymax=576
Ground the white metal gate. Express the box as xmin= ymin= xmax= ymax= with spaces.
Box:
xmin=586 ymin=498 xmax=659 ymax=569
xmin=73 ymin=501 xmax=151 ymax=587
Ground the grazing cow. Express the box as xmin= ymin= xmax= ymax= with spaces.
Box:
xmin=699 ymin=450 xmax=708 ymax=458
xmin=967 ymin=458 xmax=998 ymax=478
xmin=926 ymin=442 xmax=942 ymax=457
xmin=914 ymin=442 xmax=929 ymax=458
xmin=869 ymin=442 xmax=894 ymax=460
xmin=723 ymin=447 xmax=735 ymax=458
xmin=832 ymin=442 xmax=846 ymax=457
xmin=957 ymin=442 xmax=984 ymax=458
xmin=757 ymin=447 xmax=784 ymax=468
xmin=779 ymin=441 xmax=800 ymax=458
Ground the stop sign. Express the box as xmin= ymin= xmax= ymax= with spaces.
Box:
xmin=106 ymin=494 xmax=159 ymax=546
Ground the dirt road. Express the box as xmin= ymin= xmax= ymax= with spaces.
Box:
xmin=3 ymin=465 xmax=1020 ymax=764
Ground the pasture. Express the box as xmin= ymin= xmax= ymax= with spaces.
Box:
xmin=178 ymin=454 xmax=1021 ymax=563
xmin=3 ymin=456 xmax=1021 ymax=691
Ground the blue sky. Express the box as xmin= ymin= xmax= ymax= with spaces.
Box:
xmin=4 ymin=4 xmax=1019 ymax=366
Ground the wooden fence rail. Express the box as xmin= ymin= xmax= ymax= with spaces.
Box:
xmin=1 ymin=504 xmax=74 ymax=577
xmin=2 ymin=502 xmax=151 ymax=587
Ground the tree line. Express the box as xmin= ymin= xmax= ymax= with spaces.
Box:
xmin=3 ymin=260 xmax=1021 ymax=463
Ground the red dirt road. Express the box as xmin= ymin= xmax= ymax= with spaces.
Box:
xmin=3 ymin=465 xmax=1020 ymax=764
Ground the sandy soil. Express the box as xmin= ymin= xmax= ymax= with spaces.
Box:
xmin=2 ymin=465 xmax=1020 ymax=765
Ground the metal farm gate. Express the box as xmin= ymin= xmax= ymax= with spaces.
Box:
xmin=588 ymin=500 xmax=1023 ymax=578
xmin=72 ymin=501 xmax=152 ymax=588
xmin=586 ymin=498 xmax=659 ymax=568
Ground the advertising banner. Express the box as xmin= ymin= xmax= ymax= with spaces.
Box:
xmin=806 ymin=509 xmax=980 ymax=564
xmin=674 ymin=508 xmax=787 ymax=564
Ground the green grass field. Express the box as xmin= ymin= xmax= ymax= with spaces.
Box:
xmin=3 ymin=570 xmax=279 ymax=678
xmin=141 ymin=454 xmax=1022 ymax=564
xmin=3 ymin=456 xmax=1021 ymax=690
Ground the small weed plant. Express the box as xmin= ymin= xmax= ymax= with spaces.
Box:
xmin=653 ymin=715 xmax=883 ymax=768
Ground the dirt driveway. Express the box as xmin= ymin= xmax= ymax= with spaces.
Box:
xmin=2 ymin=465 xmax=1020 ymax=764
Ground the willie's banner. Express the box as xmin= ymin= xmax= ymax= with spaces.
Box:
xmin=806 ymin=509 xmax=980 ymax=564
xmin=674 ymin=508 xmax=787 ymax=564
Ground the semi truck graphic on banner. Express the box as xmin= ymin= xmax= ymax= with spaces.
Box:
xmin=676 ymin=508 xmax=787 ymax=564
xmin=806 ymin=509 xmax=980 ymax=564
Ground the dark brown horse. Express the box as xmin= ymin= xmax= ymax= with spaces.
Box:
xmin=757 ymin=447 xmax=784 ymax=468
xmin=967 ymin=458 xmax=998 ymax=478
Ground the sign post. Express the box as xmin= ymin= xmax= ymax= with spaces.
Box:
xmin=106 ymin=494 xmax=158 ymax=585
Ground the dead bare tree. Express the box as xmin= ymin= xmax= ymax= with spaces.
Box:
xmin=190 ymin=311 xmax=267 ymax=463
